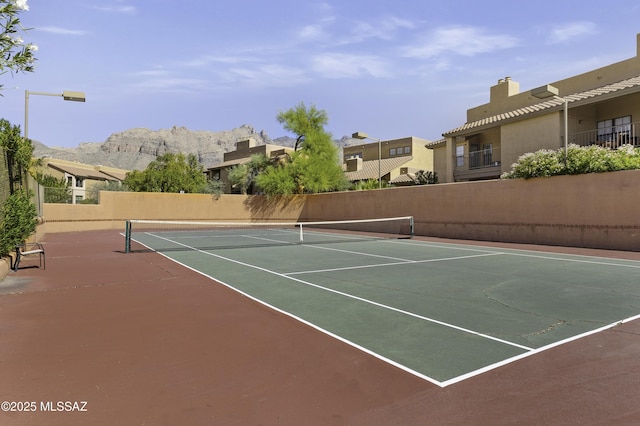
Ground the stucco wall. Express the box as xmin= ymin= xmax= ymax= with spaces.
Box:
xmin=41 ymin=170 xmax=640 ymax=251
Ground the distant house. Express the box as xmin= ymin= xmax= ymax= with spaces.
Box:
xmin=41 ymin=159 xmax=128 ymax=204
xmin=435 ymin=33 xmax=640 ymax=183
xmin=206 ymin=138 xmax=294 ymax=194
xmin=343 ymin=136 xmax=433 ymax=186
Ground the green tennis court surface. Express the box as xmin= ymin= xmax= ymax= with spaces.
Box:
xmin=128 ymin=228 xmax=640 ymax=387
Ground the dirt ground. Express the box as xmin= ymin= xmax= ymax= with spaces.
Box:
xmin=1 ymin=230 xmax=639 ymax=425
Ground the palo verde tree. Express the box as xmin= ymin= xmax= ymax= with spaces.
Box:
xmin=256 ymin=125 xmax=348 ymax=196
xmin=124 ymin=153 xmax=212 ymax=193
xmin=1 ymin=0 xmax=38 ymax=92
xmin=276 ymin=102 xmax=328 ymax=151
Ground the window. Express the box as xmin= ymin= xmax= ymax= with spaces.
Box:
xmin=598 ymin=115 xmax=631 ymax=143
xmin=346 ymin=152 xmax=362 ymax=160
xmin=456 ymin=145 xmax=465 ymax=167
xmin=404 ymin=146 xmax=411 ymax=154
xmin=75 ymin=178 xmax=84 ymax=188
xmin=389 ymin=148 xmax=396 ymax=156
xmin=212 ymin=170 xmax=221 ymax=180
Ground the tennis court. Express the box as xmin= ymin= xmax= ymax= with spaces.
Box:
xmin=126 ymin=218 xmax=640 ymax=387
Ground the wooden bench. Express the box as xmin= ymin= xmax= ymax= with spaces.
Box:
xmin=13 ymin=243 xmax=46 ymax=271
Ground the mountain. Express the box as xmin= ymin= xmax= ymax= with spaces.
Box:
xmin=32 ymin=125 xmax=294 ymax=171
xmin=32 ymin=125 xmax=355 ymax=171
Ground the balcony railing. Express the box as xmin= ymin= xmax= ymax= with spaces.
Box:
xmin=456 ymin=147 xmax=501 ymax=171
xmin=571 ymin=121 xmax=640 ymax=149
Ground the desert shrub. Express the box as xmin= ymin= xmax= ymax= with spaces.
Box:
xmin=0 ymin=189 xmax=38 ymax=256
xmin=502 ymin=144 xmax=640 ymax=179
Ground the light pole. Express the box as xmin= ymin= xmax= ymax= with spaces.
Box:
xmin=24 ymin=90 xmax=86 ymax=139
xmin=352 ymin=131 xmax=382 ymax=188
xmin=531 ymin=84 xmax=568 ymax=162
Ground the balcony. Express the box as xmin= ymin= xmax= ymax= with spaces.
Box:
xmin=454 ymin=146 xmax=502 ymax=181
xmin=571 ymin=121 xmax=640 ymax=149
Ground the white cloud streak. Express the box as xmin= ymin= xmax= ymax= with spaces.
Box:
xmin=37 ymin=26 xmax=88 ymax=36
xmin=402 ymin=26 xmax=519 ymax=59
xmin=547 ymin=22 xmax=598 ymax=44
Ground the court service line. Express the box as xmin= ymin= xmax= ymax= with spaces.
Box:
xmin=146 ymin=232 xmax=533 ymax=352
xmin=285 ymin=251 xmax=504 ymax=276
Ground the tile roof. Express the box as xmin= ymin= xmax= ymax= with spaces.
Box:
xmin=47 ymin=163 xmax=114 ymax=180
xmin=389 ymin=174 xmax=416 ymax=184
xmin=443 ymin=74 xmax=640 ymax=136
xmin=207 ymin=157 xmax=251 ymax=170
xmin=343 ymin=156 xmax=413 ymax=181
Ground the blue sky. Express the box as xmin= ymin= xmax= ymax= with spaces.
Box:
xmin=2 ymin=0 xmax=640 ymax=148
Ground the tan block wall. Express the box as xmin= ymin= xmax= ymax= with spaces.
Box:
xmin=300 ymin=170 xmax=640 ymax=251
xmin=41 ymin=170 xmax=640 ymax=251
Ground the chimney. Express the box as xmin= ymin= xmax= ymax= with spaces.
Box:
xmin=346 ymin=157 xmax=363 ymax=172
xmin=490 ymin=76 xmax=520 ymax=102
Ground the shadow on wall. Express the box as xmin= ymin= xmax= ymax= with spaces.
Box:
xmin=244 ymin=195 xmax=306 ymax=221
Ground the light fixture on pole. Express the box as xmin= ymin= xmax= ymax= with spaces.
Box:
xmin=24 ymin=90 xmax=86 ymax=139
xmin=352 ymin=131 xmax=382 ymax=188
xmin=531 ymin=84 xmax=568 ymax=162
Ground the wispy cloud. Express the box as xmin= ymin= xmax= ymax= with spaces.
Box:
xmin=222 ymin=64 xmax=307 ymax=88
xmin=349 ymin=16 xmax=416 ymax=43
xmin=402 ymin=26 xmax=519 ymax=59
xmin=91 ymin=2 xmax=137 ymax=15
xmin=546 ymin=22 xmax=598 ymax=44
xmin=312 ymin=53 xmax=391 ymax=79
xmin=37 ymin=26 xmax=88 ymax=36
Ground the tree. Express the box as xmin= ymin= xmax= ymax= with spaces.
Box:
xmin=123 ymin=153 xmax=211 ymax=193
xmin=227 ymin=154 xmax=270 ymax=194
xmin=256 ymin=127 xmax=348 ymax=196
xmin=0 ymin=118 xmax=32 ymax=193
xmin=276 ymin=102 xmax=328 ymax=151
xmin=414 ymin=170 xmax=438 ymax=185
xmin=0 ymin=188 xmax=37 ymax=256
xmin=1 ymin=0 xmax=38 ymax=92
xmin=32 ymin=171 xmax=71 ymax=203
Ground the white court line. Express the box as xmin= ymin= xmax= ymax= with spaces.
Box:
xmin=385 ymin=239 xmax=640 ymax=268
xmin=146 ymin=232 xmax=532 ymax=353
xmin=132 ymin=233 xmax=640 ymax=387
xmin=285 ymin=252 xmax=503 ymax=276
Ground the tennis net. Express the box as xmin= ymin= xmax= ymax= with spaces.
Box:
xmin=124 ymin=216 xmax=413 ymax=253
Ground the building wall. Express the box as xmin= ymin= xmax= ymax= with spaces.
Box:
xmin=344 ymin=137 xmax=431 ymax=164
xmin=40 ymin=170 xmax=640 ymax=251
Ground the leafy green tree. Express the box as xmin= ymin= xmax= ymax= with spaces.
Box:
xmin=1 ymin=0 xmax=38 ymax=92
xmin=124 ymin=153 xmax=210 ymax=193
xmin=276 ymin=102 xmax=328 ymax=151
xmin=257 ymin=127 xmax=348 ymax=196
xmin=0 ymin=188 xmax=37 ymax=256
xmin=86 ymin=180 xmax=128 ymax=203
xmin=227 ymin=154 xmax=270 ymax=194
xmin=0 ymin=118 xmax=32 ymax=193
xmin=32 ymin=171 xmax=71 ymax=203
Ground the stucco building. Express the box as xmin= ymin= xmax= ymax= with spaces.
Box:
xmin=39 ymin=159 xmax=127 ymax=204
xmin=343 ymin=136 xmax=433 ymax=186
xmin=434 ymin=33 xmax=640 ymax=183
xmin=206 ymin=138 xmax=294 ymax=194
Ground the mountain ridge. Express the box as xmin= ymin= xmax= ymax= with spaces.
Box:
xmin=32 ymin=125 xmax=296 ymax=171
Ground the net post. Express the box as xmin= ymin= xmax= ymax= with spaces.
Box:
xmin=125 ymin=220 xmax=131 ymax=253
xmin=299 ymin=223 xmax=304 ymax=242
xmin=410 ymin=216 xmax=414 ymax=238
